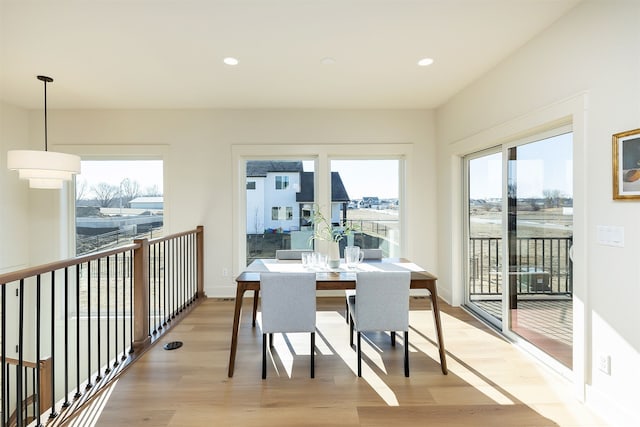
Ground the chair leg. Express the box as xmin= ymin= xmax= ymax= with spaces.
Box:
xmin=357 ymin=331 xmax=362 ymax=377
xmin=404 ymin=331 xmax=409 ymax=377
xmin=349 ymin=316 xmax=354 ymax=348
xmin=269 ymin=333 xmax=274 ymax=348
xmin=262 ymin=333 xmax=267 ymax=379
xmin=391 ymin=331 xmax=396 ymax=347
xmin=311 ymin=332 xmax=315 ymax=378
xmin=252 ymin=290 xmax=259 ymax=327
xmin=345 ymin=299 xmax=349 ymax=324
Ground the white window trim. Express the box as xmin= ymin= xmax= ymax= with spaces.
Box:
xmin=451 ymin=92 xmax=587 ymax=400
xmin=232 ymin=143 xmax=412 ymax=274
xmin=56 ymin=144 xmax=169 ymax=257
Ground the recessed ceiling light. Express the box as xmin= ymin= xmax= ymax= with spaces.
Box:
xmin=223 ymin=57 xmax=239 ymax=66
xmin=417 ymin=57 xmax=434 ymax=67
xmin=321 ymin=57 xmax=336 ymax=65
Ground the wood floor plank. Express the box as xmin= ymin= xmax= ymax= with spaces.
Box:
xmin=92 ymin=297 xmax=607 ymax=427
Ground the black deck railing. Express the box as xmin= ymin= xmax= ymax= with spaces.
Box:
xmin=469 ymin=236 xmax=572 ymax=296
xmin=0 ymin=226 xmax=204 ymax=427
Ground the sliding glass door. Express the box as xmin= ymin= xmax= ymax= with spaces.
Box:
xmin=465 ymin=129 xmax=573 ymax=368
xmin=506 ymin=132 xmax=573 ymax=367
xmin=465 ymin=149 xmax=503 ymax=327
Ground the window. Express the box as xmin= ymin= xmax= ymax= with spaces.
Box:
xmin=245 ymin=159 xmax=314 ymax=265
xmin=246 ymin=181 xmax=256 ymax=190
xmin=331 ymin=159 xmax=401 ymax=257
xmin=275 ymin=175 xmax=289 ymax=190
xmin=271 ymin=206 xmax=293 ymax=221
xmin=235 ymin=145 xmax=409 ymax=269
xmin=75 ymin=160 xmax=163 ymax=255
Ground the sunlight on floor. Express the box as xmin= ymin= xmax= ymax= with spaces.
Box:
xmin=68 ymin=379 xmax=119 ymax=427
xmin=252 ymin=308 xmax=573 ymax=410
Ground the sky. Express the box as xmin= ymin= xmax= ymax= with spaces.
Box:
xmin=78 ymin=139 xmax=569 ymax=202
xmin=328 ymin=160 xmax=399 ymax=199
xmin=78 ymin=160 xmax=164 ymax=194
xmin=469 ymin=132 xmax=573 ymax=199
xmin=79 ymin=159 xmax=398 ymax=200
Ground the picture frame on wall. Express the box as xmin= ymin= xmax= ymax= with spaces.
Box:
xmin=613 ymin=128 xmax=640 ymax=200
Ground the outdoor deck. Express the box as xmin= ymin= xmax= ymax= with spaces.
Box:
xmin=475 ymin=298 xmax=573 ymax=367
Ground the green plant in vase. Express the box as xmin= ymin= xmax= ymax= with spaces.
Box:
xmin=308 ymin=205 xmax=358 ymax=265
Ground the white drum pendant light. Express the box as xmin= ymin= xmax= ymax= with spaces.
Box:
xmin=7 ymin=75 xmax=80 ymax=189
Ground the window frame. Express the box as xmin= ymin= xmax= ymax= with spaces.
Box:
xmin=55 ymin=144 xmax=168 ymax=318
xmin=232 ymin=144 xmax=412 ymax=273
xmin=58 ymin=144 xmax=169 ymax=259
xmin=275 ymin=175 xmax=289 ymax=190
xmin=271 ymin=206 xmax=293 ymax=221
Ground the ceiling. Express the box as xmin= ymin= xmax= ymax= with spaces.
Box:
xmin=0 ymin=0 xmax=580 ymax=110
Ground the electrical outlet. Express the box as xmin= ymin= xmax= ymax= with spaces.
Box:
xmin=598 ymin=354 xmax=611 ymax=375
xmin=222 ymin=268 xmax=229 ymax=277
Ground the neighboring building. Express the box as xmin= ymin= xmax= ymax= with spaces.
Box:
xmin=245 ymin=161 xmax=350 ymax=234
xmin=361 ymin=196 xmax=380 ymax=208
xmin=129 ymin=196 xmax=164 ymax=210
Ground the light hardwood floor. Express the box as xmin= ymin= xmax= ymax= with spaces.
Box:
xmin=91 ymin=297 xmax=606 ymax=427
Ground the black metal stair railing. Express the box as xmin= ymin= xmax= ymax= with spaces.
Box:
xmin=0 ymin=226 xmax=204 ymax=427
xmin=469 ymin=236 xmax=573 ymax=296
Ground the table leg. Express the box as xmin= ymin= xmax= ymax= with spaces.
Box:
xmin=228 ymin=284 xmax=247 ymax=377
xmin=252 ymin=290 xmax=259 ymax=327
xmin=428 ymin=287 xmax=448 ymax=375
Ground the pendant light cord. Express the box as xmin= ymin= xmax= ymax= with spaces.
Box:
xmin=43 ymin=79 xmax=48 ymax=152
xmin=37 ymin=75 xmax=53 ymax=152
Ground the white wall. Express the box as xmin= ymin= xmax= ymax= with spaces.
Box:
xmin=436 ymin=1 xmax=640 ymax=425
xmin=9 ymin=109 xmax=436 ymax=298
xmin=0 ymin=103 xmax=31 ymax=362
xmin=0 ymin=102 xmax=30 ymax=273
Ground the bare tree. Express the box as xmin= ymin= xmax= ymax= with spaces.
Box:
xmin=543 ymin=189 xmax=565 ymax=208
xmin=76 ymin=179 xmax=89 ymax=203
xmin=143 ymin=184 xmax=162 ymax=197
xmin=120 ymin=178 xmax=141 ymax=207
xmin=92 ymin=182 xmax=119 ymax=208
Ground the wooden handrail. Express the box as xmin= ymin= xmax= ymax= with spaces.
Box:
xmin=0 ymin=227 xmax=203 ymax=286
xmin=5 ymin=357 xmax=38 ymax=369
xmin=197 ymin=225 xmax=205 ymax=298
xmin=148 ymin=228 xmax=199 ymax=245
xmin=132 ymin=237 xmax=151 ymax=351
xmin=3 ymin=357 xmax=52 ymax=418
xmin=1 ymin=226 xmax=204 ymax=426
xmin=0 ymin=243 xmax=140 ymax=285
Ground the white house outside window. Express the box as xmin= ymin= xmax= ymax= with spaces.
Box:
xmin=234 ymin=145 xmax=409 ymax=268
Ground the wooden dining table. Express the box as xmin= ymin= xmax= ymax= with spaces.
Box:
xmin=228 ymin=258 xmax=448 ymax=377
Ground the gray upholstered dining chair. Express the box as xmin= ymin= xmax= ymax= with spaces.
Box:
xmin=360 ymin=248 xmax=383 ymax=259
xmin=344 ymin=248 xmax=383 ymax=323
xmin=275 ymin=249 xmax=313 ymax=260
xmin=348 ymin=271 xmax=411 ymax=377
xmin=260 ymin=272 xmax=317 ymax=379
xmin=252 ymin=249 xmax=314 ymax=326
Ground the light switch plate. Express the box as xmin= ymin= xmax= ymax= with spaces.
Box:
xmin=596 ymin=225 xmax=624 ymax=247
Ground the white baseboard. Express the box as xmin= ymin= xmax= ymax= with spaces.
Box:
xmin=586 ymin=383 xmax=639 ymax=426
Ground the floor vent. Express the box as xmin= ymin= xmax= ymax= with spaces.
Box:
xmin=163 ymin=341 xmax=183 ymax=351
